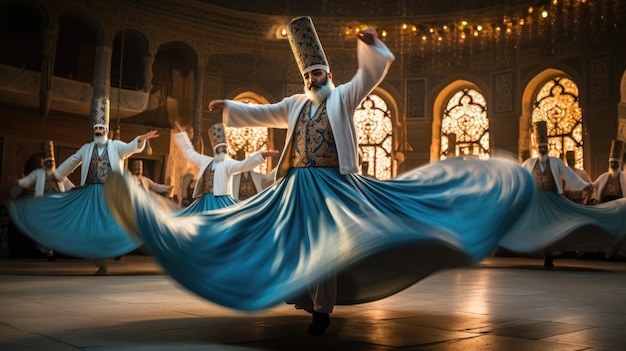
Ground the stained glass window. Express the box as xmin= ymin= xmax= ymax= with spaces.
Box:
xmin=531 ymin=77 xmax=583 ymax=169
xmin=355 ymin=94 xmax=393 ymax=179
xmin=440 ymin=88 xmax=490 ymax=160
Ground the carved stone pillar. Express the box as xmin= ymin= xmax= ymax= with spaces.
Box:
xmin=192 ymin=62 xmax=205 ymax=150
xmin=142 ymin=54 xmax=154 ymax=92
xmin=39 ymin=26 xmax=56 ymax=120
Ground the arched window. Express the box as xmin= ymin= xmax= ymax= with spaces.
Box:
xmin=225 ymin=97 xmax=269 ymax=173
xmin=531 ymin=77 xmax=583 ymax=169
xmin=111 ymin=30 xmax=147 ymax=91
xmin=53 ymin=16 xmax=95 ymax=82
xmin=0 ymin=5 xmax=42 ymax=71
xmin=440 ymin=88 xmax=489 ymax=159
xmin=355 ymin=93 xmax=393 ymax=180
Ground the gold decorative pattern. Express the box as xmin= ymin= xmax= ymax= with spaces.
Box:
xmin=290 ymin=102 xmax=339 ymax=168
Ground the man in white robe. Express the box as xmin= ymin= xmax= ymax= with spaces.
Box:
xmin=591 ymin=140 xmax=626 ymax=204
xmin=231 ymin=150 xmax=274 ymax=201
xmin=562 ymin=150 xmax=592 ymax=204
xmin=209 ymin=16 xmax=394 ymax=335
xmin=521 ymin=121 xmax=592 ymax=268
xmin=10 ymin=97 xmax=159 ymax=276
xmin=13 ymin=141 xmax=73 ymax=260
xmin=130 ymin=159 xmax=172 ymax=196
xmin=589 ymin=140 xmax=626 ymax=259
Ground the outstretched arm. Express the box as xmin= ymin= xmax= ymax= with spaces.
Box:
xmin=138 ymin=130 xmax=159 ymax=143
xmin=357 ymin=28 xmax=377 ymax=45
xmin=208 ymin=100 xmax=225 ymax=112
xmin=174 ymin=121 xmax=186 ymax=133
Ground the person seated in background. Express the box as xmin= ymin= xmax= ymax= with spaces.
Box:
xmin=129 ymin=159 xmax=172 ymax=197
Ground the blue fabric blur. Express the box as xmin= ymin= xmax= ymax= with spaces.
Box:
xmin=499 ymin=190 xmax=626 ymax=253
xmin=176 ymin=193 xmax=238 ymax=216
xmin=104 ymin=157 xmax=548 ymax=311
xmin=9 ymin=184 xmax=140 ymax=258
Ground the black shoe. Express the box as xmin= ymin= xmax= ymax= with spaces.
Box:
xmin=47 ymin=255 xmax=56 ymax=262
xmin=307 ymin=311 xmax=330 ymax=335
xmin=544 ymin=256 xmax=554 ymax=268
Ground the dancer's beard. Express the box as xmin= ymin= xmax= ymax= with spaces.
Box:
xmin=539 ymin=153 xmax=548 ymax=164
xmin=94 ymin=134 xmax=108 ymax=146
xmin=214 ymin=152 xmax=226 ymax=162
xmin=305 ymin=78 xmax=335 ymax=105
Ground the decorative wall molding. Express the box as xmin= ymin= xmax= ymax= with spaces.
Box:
xmin=405 ymin=78 xmax=425 ymax=118
xmin=493 ymin=72 xmax=514 ymax=114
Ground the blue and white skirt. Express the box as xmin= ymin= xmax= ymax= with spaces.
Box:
xmin=9 ymin=183 xmax=140 ymax=258
xmin=103 ymin=157 xmax=626 ymax=311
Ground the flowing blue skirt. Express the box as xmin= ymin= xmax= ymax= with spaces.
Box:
xmin=105 ymin=157 xmax=570 ymax=311
xmin=9 ymin=184 xmax=140 ymax=258
xmin=175 ymin=193 xmax=238 ymax=216
xmin=498 ymin=190 xmax=626 ymax=253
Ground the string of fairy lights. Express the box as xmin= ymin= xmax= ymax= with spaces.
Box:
xmin=274 ymin=0 xmax=624 ymax=70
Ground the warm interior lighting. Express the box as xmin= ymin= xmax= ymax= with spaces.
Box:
xmin=227 ymin=98 xmax=270 ymax=173
xmin=531 ymin=77 xmax=583 ymax=169
xmin=441 ymin=89 xmax=490 ymax=160
xmin=541 ymin=10 xmax=549 ymax=18
xmin=354 ymin=94 xmax=393 ymax=180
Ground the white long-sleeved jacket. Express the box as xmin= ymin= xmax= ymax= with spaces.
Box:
xmin=174 ymin=132 xmax=265 ymax=197
xmin=521 ymin=156 xmax=589 ymax=195
xmin=223 ymin=36 xmax=395 ymax=181
xmin=54 ymin=138 xmax=146 ymax=185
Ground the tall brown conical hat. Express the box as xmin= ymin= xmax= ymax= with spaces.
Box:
xmin=41 ymin=140 xmax=54 ymax=162
xmin=565 ymin=150 xmax=576 ymax=166
xmin=533 ymin=121 xmax=548 ymax=146
xmin=609 ymin=139 xmax=624 ymax=162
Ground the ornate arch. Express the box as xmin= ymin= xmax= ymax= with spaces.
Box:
xmin=431 ymin=79 xmax=489 ymax=161
xmin=520 ymin=69 xmax=584 ymax=168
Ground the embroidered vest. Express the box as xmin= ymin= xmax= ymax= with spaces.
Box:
xmin=197 ymin=161 xmax=215 ymax=196
xmin=238 ymin=172 xmax=258 ymax=200
xmin=86 ymin=144 xmax=111 ymax=184
xmin=44 ymin=169 xmax=61 ymax=193
xmin=532 ymin=160 xmax=558 ymax=192
xmin=602 ymin=174 xmax=622 ymax=200
xmin=290 ymin=101 xmax=339 ymax=168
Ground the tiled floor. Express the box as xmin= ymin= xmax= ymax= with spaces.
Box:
xmin=1 ymin=255 xmax=625 ymax=350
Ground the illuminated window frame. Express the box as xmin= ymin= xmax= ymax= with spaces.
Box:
xmin=531 ymin=77 xmax=583 ymax=169
xmin=440 ymin=88 xmax=490 ymax=160
xmin=225 ymin=97 xmax=269 ymax=173
xmin=355 ymin=94 xmax=393 ymax=180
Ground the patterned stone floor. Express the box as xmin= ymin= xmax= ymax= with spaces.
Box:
xmin=1 ymin=255 xmax=625 ymax=350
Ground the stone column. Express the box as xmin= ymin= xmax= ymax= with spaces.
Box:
xmin=192 ymin=61 xmax=205 ymax=151
xmin=39 ymin=26 xmax=56 ymax=120
xmin=142 ymin=54 xmax=154 ymax=92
